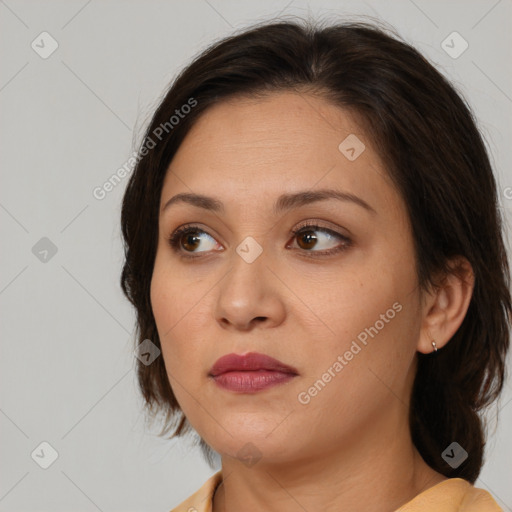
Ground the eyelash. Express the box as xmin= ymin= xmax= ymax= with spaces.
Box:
xmin=166 ymin=221 xmax=352 ymax=260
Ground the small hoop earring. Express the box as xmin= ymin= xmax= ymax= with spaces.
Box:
xmin=431 ymin=340 xmax=438 ymax=353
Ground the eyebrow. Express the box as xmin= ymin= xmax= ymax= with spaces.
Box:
xmin=161 ymin=188 xmax=377 ymax=216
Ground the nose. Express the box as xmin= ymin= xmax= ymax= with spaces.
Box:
xmin=214 ymin=250 xmax=286 ymax=332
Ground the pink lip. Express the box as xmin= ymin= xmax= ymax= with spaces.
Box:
xmin=209 ymin=352 xmax=298 ymax=393
xmin=209 ymin=352 xmax=298 ymax=376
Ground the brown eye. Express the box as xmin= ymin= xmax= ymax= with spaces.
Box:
xmin=168 ymin=226 xmax=219 ymax=254
xmin=296 ymin=230 xmax=319 ymax=250
xmin=181 ymin=231 xmax=202 ymax=251
xmin=290 ymin=225 xmax=350 ymax=254
xmin=167 ymin=223 xmax=352 ymax=260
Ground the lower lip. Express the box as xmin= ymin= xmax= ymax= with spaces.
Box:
xmin=210 ymin=370 xmax=296 ymax=392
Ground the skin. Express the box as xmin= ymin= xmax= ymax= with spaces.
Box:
xmin=150 ymin=91 xmax=474 ymax=512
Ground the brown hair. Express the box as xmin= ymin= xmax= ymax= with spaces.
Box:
xmin=120 ymin=16 xmax=511 ymax=482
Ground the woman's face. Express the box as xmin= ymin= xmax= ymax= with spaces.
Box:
xmin=151 ymin=91 xmax=425 ymax=466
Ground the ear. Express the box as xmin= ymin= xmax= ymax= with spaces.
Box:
xmin=417 ymin=256 xmax=475 ymax=354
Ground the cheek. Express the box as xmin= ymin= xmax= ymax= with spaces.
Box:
xmin=150 ymin=262 xmax=208 ymax=383
xmin=150 ymin=256 xmax=197 ymax=340
xmin=306 ymin=269 xmax=399 ymax=347
xmin=297 ymin=267 xmax=417 ymax=397
xmin=294 ymin=299 xmax=417 ymax=445
xmin=150 ymin=274 xmax=203 ymax=419
xmin=150 ymin=264 xmax=185 ymax=366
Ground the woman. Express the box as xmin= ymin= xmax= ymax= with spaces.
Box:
xmin=120 ymin=17 xmax=510 ymax=512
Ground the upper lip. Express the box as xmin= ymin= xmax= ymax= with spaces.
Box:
xmin=209 ymin=352 xmax=299 ymax=377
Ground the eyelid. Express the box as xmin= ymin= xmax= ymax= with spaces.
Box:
xmin=291 ymin=219 xmax=351 ymax=238
xmin=166 ymin=220 xmax=352 ymax=258
xmin=166 ymin=223 xmax=222 ymax=257
xmin=287 ymin=221 xmax=352 ymax=255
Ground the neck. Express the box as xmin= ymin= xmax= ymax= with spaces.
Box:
xmin=212 ymin=407 xmax=446 ymax=512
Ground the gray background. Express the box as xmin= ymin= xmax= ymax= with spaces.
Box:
xmin=1 ymin=0 xmax=511 ymax=510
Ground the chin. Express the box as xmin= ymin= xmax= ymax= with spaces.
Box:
xmin=205 ymin=423 xmax=295 ymax=463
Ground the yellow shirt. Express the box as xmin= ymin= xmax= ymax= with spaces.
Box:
xmin=168 ymin=471 xmax=503 ymax=511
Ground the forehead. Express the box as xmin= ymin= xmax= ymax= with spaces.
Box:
xmin=170 ymin=91 xmax=372 ymax=172
xmin=161 ymin=91 xmax=404 ymax=224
